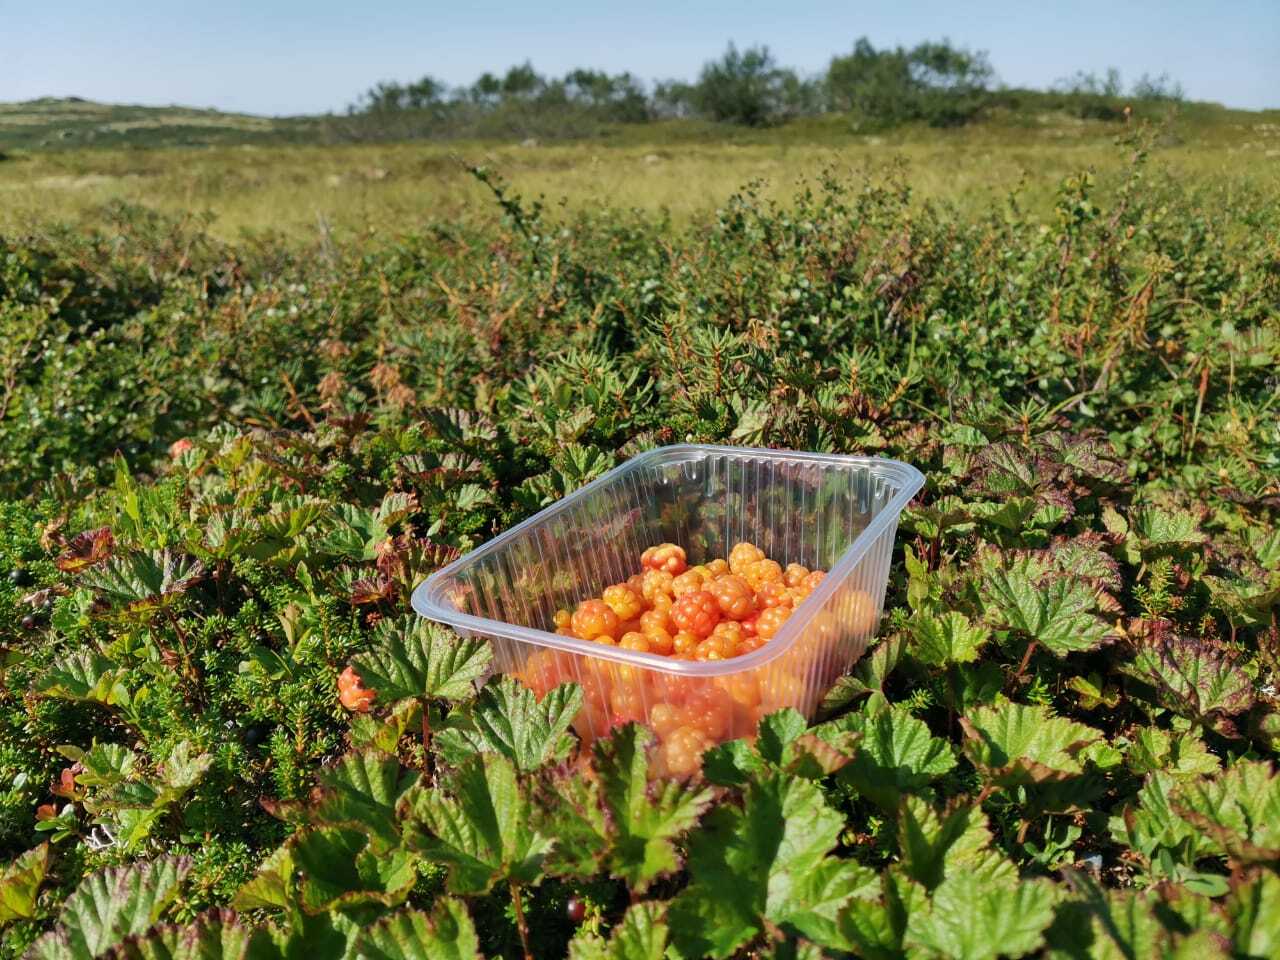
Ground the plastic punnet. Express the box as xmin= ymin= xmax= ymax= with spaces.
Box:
xmin=412 ymin=444 xmax=924 ymax=756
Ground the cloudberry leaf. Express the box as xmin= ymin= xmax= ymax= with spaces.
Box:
xmin=568 ymin=901 xmax=669 ymax=960
xmin=1124 ymin=727 xmax=1220 ymax=778
xmin=593 ymin=724 xmax=712 ymax=892
xmin=1044 ymin=871 xmax=1193 ymax=960
xmin=903 ymin=873 xmax=1058 ymax=960
xmin=1171 ymin=760 xmax=1280 ymax=865
xmin=820 ymin=696 xmax=955 ymax=811
xmin=1225 ymin=873 xmax=1280 ymax=960
xmin=436 ymin=677 xmax=582 ymax=773
xmin=55 ymin=527 xmax=114 ymax=573
xmin=910 ymin=611 xmax=989 ymax=665
xmin=108 ymin=909 xmax=256 ymax=960
xmin=307 ymin=750 xmax=419 ymax=853
xmin=351 ymin=617 xmax=491 ymax=704
xmin=81 ymin=550 xmax=205 ymax=610
xmin=353 ymin=898 xmax=480 ymax=960
xmin=28 ymin=857 xmax=191 ymax=960
xmin=1120 ymin=634 xmax=1254 ymax=722
xmin=288 ymin=827 xmax=416 ymax=914
xmin=980 ymin=569 xmax=1109 ymax=656
xmin=0 ymin=843 xmax=49 ymax=926
xmin=961 ymin=702 xmax=1101 ymax=786
xmin=231 ymin=845 xmax=294 ymax=912
xmin=401 ymin=754 xmax=552 ymax=895
xmin=704 ymin=709 xmax=859 ymax=786
xmin=897 ymin=797 xmax=1015 ymax=891
xmin=537 ymin=771 xmax=608 ymax=879
xmin=35 ymin=652 xmax=130 ymax=707
xmin=1130 ymin=507 xmax=1205 ymax=553
xmin=669 ymin=773 xmax=874 ymax=958
xmin=1107 ymin=771 xmax=1215 ymax=865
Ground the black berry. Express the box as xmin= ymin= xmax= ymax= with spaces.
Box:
xmin=243 ymin=724 xmax=270 ymax=747
xmin=565 ymin=896 xmax=586 ymax=923
xmin=21 ymin=615 xmax=36 ymax=631
xmin=8 ymin=568 xmax=30 ymax=586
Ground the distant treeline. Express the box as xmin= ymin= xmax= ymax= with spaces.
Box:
xmin=344 ymin=38 xmax=1184 ymax=139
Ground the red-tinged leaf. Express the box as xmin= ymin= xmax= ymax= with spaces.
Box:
xmin=350 ymin=574 xmax=395 ymax=605
xmin=56 ymin=527 xmax=114 ymax=572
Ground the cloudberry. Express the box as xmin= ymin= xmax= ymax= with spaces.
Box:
xmin=711 ymin=574 xmax=756 ymax=620
xmin=644 ymin=626 xmax=675 ymax=655
xmin=671 ymin=590 xmax=721 ymax=638
xmin=602 ymin=584 xmax=644 ymax=621
xmin=641 ymin=543 xmax=687 ymax=575
xmin=338 ymin=666 xmax=376 ymax=712
xmin=671 ymin=569 xmax=707 ymax=597
xmin=694 ymin=633 xmax=735 ymax=661
xmin=710 ymin=619 xmax=745 ymax=648
xmin=640 ymin=569 xmax=675 ymax=605
xmin=756 ymin=580 xmax=792 ymax=609
xmin=571 ymin=599 xmax=619 ymax=641
xmin=705 ymin=558 xmax=730 ymax=578
xmin=553 ymin=608 xmax=572 ymax=629
xmin=649 ymin=702 xmax=689 ymax=738
xmin=619 ymin=632 xmax=651 ymax=653
xmin=729 ymin=542 xmax=765 ymax=575
xmin=745 ymin=558 xmax=784 ymax=591
xmin=672 ymin=630 xmax=701 ymax=656
xmin=659 ymin=725 xmax=712 ymax=778
xmin=802 ymin=570 xmax=826 ymax=592
xmin=756 ymin=605 xmax=791 ymax=640
xmin=783 ymin=563 xmax=810 ymax=587
xmin=639 ymin=608 xmax=672 ymax=635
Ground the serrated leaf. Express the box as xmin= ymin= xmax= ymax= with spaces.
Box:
xmin=0 ymin=844 xmax=49 ymax=926
xmin=1171 ymin=760 xmax=1280 ymax=865
xmin=1107 ymin=771 xmax=1213 ymax=864
xmin=28 ymin=857 xmax=191 ymax=960
xmin=436 ymin=677 xmax=582 ymax=773
xmin=1226 ymin=873 xmax=1280 ymax=960
xmin=1131 ymin=507 xmax=1205 ymax=549
xmin=309 ymin=750 xmax=420 ymax=852
xmin=107 ymin=909 xmax=254 ymax=960
xmin=231 ymin=845 xmax=294 ymax=912
xmin=820 ymin=698 xmax=955 ymax=812
xmin=81 ymin=550 xmax=205 ymax=610
xmin=980 ymin=569 xmax=1109 ymax=656
xmin=1125 ymin=727 xmax=1220 ymax=778
xmin=288 ymin=827 xmax=416 ymax=914
xmin=1120 ymin=634 xmax=1254 ymax=721
xmin=353 ymin=898 xmax=480 ymax=960
xmin=568 ymin=901 xmax=669 ymax=960
xmin=351 ymin=617 xmax=491 ymax=704
xmin=669 ymin=773 xmax=874 ymax=958
xmin=904 ymin=873 xmax=1058 ymax=960
xmin=911 ymin=611 xmax=989 ymax=665
xmin=56 ymin=528 xmax=114 ymax=573
xmin=961 ymin=702 xmax=1101 ymax=786
xmin=35 ymin=652 xmax=130 ymax=707
xmin=61 ymin=744 xmax=138 ymax=788
xmin=593 ymin=724 xmax=712 ymax=892
xmin=704 ymin=710 xmax=858 ymax=786
xmin=897 ymin=797 xmax=1015 ymax=891
xmin=1045 ymin=871 xmax=1183 ymax=960
xmin=401 ymin=754 xmax=552 ymax=895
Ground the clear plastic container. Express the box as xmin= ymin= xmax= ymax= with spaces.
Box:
xmin=412 ymin=444 xmax=924 ymax=765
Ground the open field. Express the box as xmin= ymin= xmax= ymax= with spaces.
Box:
xmin=1 ymin=96 xmax=1279 ymax=958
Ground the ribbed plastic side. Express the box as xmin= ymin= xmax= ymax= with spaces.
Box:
xmin=416 ymin=446 xmax=920 ymax=757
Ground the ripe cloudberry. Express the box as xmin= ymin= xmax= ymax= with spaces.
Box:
xmin=729 ymin=542 xmax=764 ymax=575
xmin=694 ymin=633 xmax=735 ymax=661
xmin=757 ymin=580 xmax=792 ymax=609
xmin=571 ymin=599 xmax=619 ymax=641
xmin=602 ymin=584 xmax=644 ymax=621
xmin=641 ymin=543 xmax=687 ymax=575
xmin=640 ymin=569 xmax=675 ymax=605
xmin=671 ymin=569 xmax=707 ymax=597
xmin=619 ymin=632 xmax=651 ymax=653
xmin=639 ymin=608 xmax=671 ymax=635
xmin=783 ymin=563 xmax=810 ymax=587
xmin=704 ymin=558 xmax=730 ymax=578
xmin=672 ymin=630 xmax=700 ymax=656
xmin=338 ymin=665 xmax=376 ymax=712
xmin=671 ymin=590 xmax=721 ymax=638
xmin=710 ymin=574 xmax=756 ymax=620
xmin=659 ymin=725 xmax=712 ymax=778
xmin=644 ymin=626 xmax=675 ymax=655
xmin=744 ymin=558 xmax=784 ymax=591
xmin=756 ymin=605 xmax=791 ymax=640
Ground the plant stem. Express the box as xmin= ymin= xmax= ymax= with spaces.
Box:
xmin=509 ymin=879 xmax=532 ymax=960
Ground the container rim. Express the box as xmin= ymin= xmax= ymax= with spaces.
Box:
xmin=411 ymin=443 xmax=924 ymax=677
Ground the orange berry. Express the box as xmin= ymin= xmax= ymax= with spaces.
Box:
xmin=644 ymin=626 xmax=675 ymax=655
xmin=671 ymin=569 xmax=707 ymax=597
xmin=729 ymin=542 xmax=765 ymax=575
xmin=659 ymin=725 xmax=712 ymax=778
xmin=756 ymin=581 xmax=793 ymax=609
xmin=719 ymin=672 xmax=762 ymax=708
xmin=610 ymin=684 xmax=647 ymax=724
xmin=671 ymin=590 xmax=721 ymax=638
xmin=649 ymin=702 xmax=689 ymax=738
xmin=783 ymin=563 xmax=810 ymax=588
xmin=744 ymin=559 xmax=784 ymax=591
xmin=802 ymin=570 xmax=826 ymax=592
xmin=619 ymin=632 xmax=651 ymax=653
xmin=705 ymin=558 xmax=730 ymax=578
xmin=553 ymin=608 xmax=572 ymax=629
xmin=672 ymin=630 xmax=701 ymax=656
xmin=710 ymin=619 xmax=744 ymax=647
xmin=626 ymin=573 xmax=647 ymax=595
xmin=337 ymin=665 xmax=376 ymax=712
xmin=640 ymin=569 xmax=676 ymax=605
xmin=741 ymin=614 xmax=759 ymax=637
xmin=639 ymin=608 xmax=672 ymax=635
xmin=694 ymin=634 xmax=735 ymax=661
xmin=756 ymin=605 xmax=791 ymax=640
xmin=571 ymin=599 xmax=619 ymax=641
xmin=711 ymin=574 xmax=756 ymax=620
xmin=602 ymin=584 xmax=644 ymax=621
xmin=641 ymin=543 xmax=688 ymax=575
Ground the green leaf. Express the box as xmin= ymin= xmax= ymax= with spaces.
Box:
xmin=1045 ymin=871 xmax=1186 ymax=960
xmin=81 ymin=550 xmax=205 ymax=610
xmin=1226 ymin=873 xmax=1280 ymax=960
xmin=1107 ymin=772 xmax=1213 ymax=865
xmin=353 ymin=898 xmax=480 ymax=960
xmin=1124 ymin=727 xmax=1220 ymax=778
xmin=568 ymin=902 xmax=669 ymax=960
xmin=703 ymin=709 xmax=859 ymax=786
xmin=60 ymin=744 xmax=137 ymax=788
xmin=231 ymin=844 xmax=295 ymax=912
xmin=1131 ymin=507 xmax=1205 ymax=551
xmin=288 ymin=827 xmax=417 ymax=914
xmin=910 ymin=611 xmax=988 ymax=665
xmin=593 ymin=724 xmax=712 ymax=892
xmin=35 ymin=652 xmax=130 ymax=707
xmin=350 ymin=617 xmax=491 ymax=704
xmin=821 ymin=697 xmax=955 ymax=812
xmin=107 ymin=910 xmax=256 ymax=960
xmin=436 ymin=677 xmax=582 ymax=773
xmin=897 ymin=797 xmax=1014 ymax=891
xmin=669 ymin=773 xmax=874 ymax=958
xmin=28 ymin=857 xmax=191 ymax=960
xmin=1120 ymin=634 xmax=1254 ymax=721
xmin=1170 ymin=760 xmax=1280 ymax=865
xmin=309 ymin=750 xmax=419 ymax=853
xmin=961 ymin=701 xmax=1102 ymax=786
xmin=903 ymin=873 xmax=1058 ymax=960
xmin=0 ymin=843 xmax=49 ymax=927
xmin=980 ymin=569 xmax=1109 ymax=656
xmin=401 ymin=754 xmax=552 ymax=894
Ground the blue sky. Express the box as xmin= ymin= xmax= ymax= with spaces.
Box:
xmin=3 ymin=1 xmax=1277 ymax=115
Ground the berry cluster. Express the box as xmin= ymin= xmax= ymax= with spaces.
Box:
xmin=522 ymin=542 xmax=841 ymax=777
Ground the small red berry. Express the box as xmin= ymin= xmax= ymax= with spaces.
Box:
xmin=566 ymin=896 xmax=586 ymax=923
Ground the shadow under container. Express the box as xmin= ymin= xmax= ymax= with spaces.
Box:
xmin=412 ymin=444 xmax=924 ymax=766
